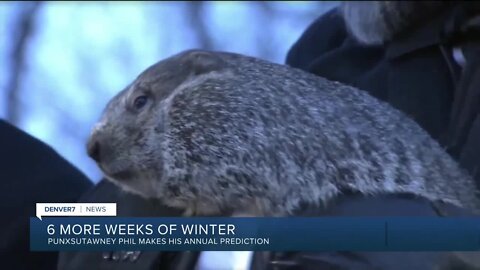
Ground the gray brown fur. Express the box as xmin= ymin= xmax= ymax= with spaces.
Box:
xmin=88 ymin=50 xmax=479 ymax=216
xmin=341 ymin=1 xmax=449 ymax=45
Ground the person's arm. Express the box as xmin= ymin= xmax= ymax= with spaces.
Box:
xmin=286 ymin=7 xmax=347 ymax=70
xmin=0 ymin=120 xmax=93 ymax=270
xmin=251 ymin=194 xmax=477 ymax=270
xmin=57 ymin=179 xmax=183 ymax=270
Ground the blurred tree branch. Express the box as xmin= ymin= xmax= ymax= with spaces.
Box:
xmin=256 ymin=1 xmax=275 ymax=60
xmin=6 ymin=1 xmax=43 ymax=124
xmin=185 ymin=1 xmax=214 ymax=50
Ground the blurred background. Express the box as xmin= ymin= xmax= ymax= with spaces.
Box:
xmin=0 ymin=1 xmax=338 ymax=182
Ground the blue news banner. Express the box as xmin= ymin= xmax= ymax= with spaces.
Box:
xmin=30 ymin=217 xmax=480 ymax=251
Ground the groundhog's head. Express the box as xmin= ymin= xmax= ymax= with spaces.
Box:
xmin=87 ymin=50 xmax=228 ymax=199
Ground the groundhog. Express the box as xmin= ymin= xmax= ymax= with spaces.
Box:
xmin=87 ymin=49 xmax=479 ymax=217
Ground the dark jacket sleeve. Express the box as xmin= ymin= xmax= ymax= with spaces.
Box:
xmin=286 ymin=5 xmax=480 ymax=194
xmin=286 ymin=8 xmax=347 ymax=70
xmin=0 ymin=120 xmax=93 ymax=270
xmin=282 ymin=9 xmax=480 ymax=267
xmin=252 ymin=194 xmax=477 ymax=270
xmin=286 ymin=7 xmax=386 ymax=99
xmin=57 ymin=180 xmax=184 ymax=270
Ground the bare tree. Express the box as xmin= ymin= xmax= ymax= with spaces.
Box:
xmin=256 ymin=1 xmax=276 ymax=61
xmin=6 ymin=1 xmax=43 ymax=125
xmin=185 ymin=1 xmax=214 ymax=50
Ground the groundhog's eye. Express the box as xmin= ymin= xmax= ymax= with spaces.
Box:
xmin=133 ymin=95 xmax=149 ymax=110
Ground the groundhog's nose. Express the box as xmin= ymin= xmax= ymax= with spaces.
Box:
xmin=87 ymin=138 xmax=101 ymax=163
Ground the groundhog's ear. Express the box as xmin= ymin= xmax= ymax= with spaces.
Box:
xmin=183 ymin=50 xmax=226 ymax=76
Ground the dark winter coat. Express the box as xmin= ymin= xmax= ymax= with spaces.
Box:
xmin=0 ymin=120 xmax=93 ymax=270
xmin=287 ymin=6 xmax=480 ymax=189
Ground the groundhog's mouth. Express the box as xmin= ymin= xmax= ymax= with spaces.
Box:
xmin=99 ymin=161 xmax=134 ymax=181
xmin=108 ymin=169 xmax=134 ymax=181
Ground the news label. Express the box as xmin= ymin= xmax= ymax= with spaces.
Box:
xmin=36 ymin=203 xmax=116 ymax=220
xmin=30 ymin=216 xmax=480 ymax=251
